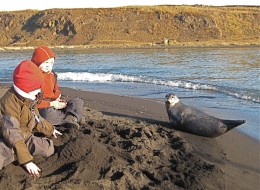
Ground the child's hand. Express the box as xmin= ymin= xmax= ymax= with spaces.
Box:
xmin=50 ymin=100 xmax=67 ymax=109
xmin=53 ymin=129 xmax=62 ymax=138
xmin=23 ymin=162 xmax=41 ymax=178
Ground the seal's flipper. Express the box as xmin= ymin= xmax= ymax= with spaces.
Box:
xmin=221 ymin=119 xmax=246 ymax=131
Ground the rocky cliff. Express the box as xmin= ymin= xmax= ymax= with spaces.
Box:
xmin=0 ymin=5 xmax=259 ymax=48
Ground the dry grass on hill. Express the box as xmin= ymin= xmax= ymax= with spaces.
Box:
xmin=0 ymin=5 xmax=259 ymax=49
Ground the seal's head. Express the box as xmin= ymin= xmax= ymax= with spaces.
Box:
xmin=165 ymin=93 xmax=179 ymax=106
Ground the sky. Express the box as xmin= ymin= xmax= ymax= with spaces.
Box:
xmin=0 ymin=0 xmax=259 ymax=11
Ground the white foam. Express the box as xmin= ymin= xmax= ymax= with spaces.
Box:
xmin=57 ymin=72 xmax=260 ymax=103
xmin=57 ymin=72 xmax=143 ymax=82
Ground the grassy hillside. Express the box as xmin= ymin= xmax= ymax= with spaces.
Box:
xmin=0 ymin=5 xmax=259 ymax=48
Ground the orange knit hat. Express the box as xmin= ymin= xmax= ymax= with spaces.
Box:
xmin=13 ymin=60 xmax=45 ymax=93
xmin=31 ymin=46 xmax=56 ymax=66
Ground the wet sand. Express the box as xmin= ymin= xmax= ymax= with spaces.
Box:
xmin=0 ymin=85 xmax=259 ymax=189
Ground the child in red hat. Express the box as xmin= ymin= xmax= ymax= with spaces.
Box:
xmin=0 ymin=60 xmax=62 ymax=178
xmin=31 ymin=46 xmax=85 ymax=129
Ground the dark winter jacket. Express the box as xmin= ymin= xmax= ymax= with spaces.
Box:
xmin=0 ymin=87 xmax=54 ymax=165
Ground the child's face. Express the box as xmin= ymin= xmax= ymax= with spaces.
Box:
xmin=39 ymin=58 xmax=54 ymax=73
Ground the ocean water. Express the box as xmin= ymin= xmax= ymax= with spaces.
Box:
xmin=0 ymin=47 xmax=259 ymax=140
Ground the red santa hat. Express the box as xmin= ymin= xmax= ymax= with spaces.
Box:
xmin=31 ymin=45 xmax=56 ymax=66
xmin=13 ymin=60 xmax=44 ymax=93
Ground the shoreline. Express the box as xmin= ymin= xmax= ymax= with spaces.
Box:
xmin=0 ymin=43 xmax=260 ymax=52
xmin=0 ymin=85 xmax=259 ymax=189
xmin=61 ymin=86 xmax=260 ymax=139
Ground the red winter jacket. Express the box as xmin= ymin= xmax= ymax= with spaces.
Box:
xmin=37 ymin=72 xmax=61 ymax=108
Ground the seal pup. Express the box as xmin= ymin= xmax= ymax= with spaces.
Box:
xmin=165 ymin=93 xmax=246 ymax=137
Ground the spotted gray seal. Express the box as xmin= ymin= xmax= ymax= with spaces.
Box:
xmin=165 ymin=93 xmax=246 ymax=137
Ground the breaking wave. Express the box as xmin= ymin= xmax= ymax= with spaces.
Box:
xmin=57 ymin=72 xmax=260 ymax=103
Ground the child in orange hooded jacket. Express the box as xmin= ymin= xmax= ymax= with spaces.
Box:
xmin=31 ymin=46 xmax=84 ymax=129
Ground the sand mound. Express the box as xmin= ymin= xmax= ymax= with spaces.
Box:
xmin=0 ymin=107 xmax=224 ymax=190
